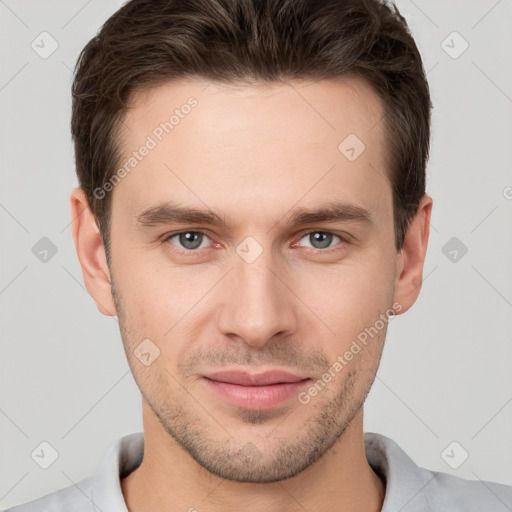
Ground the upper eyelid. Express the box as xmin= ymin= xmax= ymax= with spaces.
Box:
xmin=293 ymin=231 xmax=347 ymax=249
xmin=165 ymin=230 xmax=212 ymax=248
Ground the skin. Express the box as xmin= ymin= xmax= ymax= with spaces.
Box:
xmin=70 ymin=76 xmax=432 ymax=512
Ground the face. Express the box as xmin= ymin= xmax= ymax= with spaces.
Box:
xmin=107 ymin=77 xmax=400 ymax=482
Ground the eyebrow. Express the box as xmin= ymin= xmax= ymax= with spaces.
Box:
xmin=135 ymin=202 xmax=228 ymax=228
xmin=287 ymin=202 xmax=373 ymax=227
xmin=134 ymin=200 xmax=373 ymax=230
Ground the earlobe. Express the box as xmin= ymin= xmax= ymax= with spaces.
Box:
xmin=69 ymin=187 xmax=117 ymax=316
xmin=392 ymin=194 xmax=433 ymax=315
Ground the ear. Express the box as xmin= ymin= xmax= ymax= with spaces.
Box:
xmin=69 ymin=187 xmax=117 ymax=316
xmin=392 ymin=194 xmax=433 ymax=315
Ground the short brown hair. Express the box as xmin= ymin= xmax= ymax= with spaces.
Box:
xmin=71 ymin=0 xmax=432 ymax=263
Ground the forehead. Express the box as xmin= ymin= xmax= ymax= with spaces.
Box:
xmin=125 ymin=76 xmax=385 ymax=145
xmin=112 ymin=77 xmax=390 ymax=228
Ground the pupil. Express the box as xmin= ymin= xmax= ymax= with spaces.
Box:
xmin=311 ymin=232 xmax=331 ymax=249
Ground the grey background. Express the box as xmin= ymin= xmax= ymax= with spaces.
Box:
xmin=1 ymin=0 xmax=511 ymax=509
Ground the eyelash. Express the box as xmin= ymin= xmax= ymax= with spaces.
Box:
xmin=163 ymin=230 xmax=349 ymax=255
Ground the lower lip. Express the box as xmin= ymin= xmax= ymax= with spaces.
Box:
xmin=203 ymin=378 xmax=311 ymax=410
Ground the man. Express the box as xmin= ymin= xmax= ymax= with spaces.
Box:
xmin=7 ymin=0 xmax=511 ymax=511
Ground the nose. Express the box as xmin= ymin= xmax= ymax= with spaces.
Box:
xmin=217 ymin=249 xmax=298 ymax=348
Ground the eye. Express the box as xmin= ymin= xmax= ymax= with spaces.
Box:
xmin=166 ymin=231 xmax=211 ymax=251
xmin=296 ymin=231 xmax=345 ymax=250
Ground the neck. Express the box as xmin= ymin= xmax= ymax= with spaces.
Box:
xmin=122 ymin=403 xmax=385 ymax=512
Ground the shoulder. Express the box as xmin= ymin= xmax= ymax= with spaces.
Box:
xmin=3 ymin=432 xmax=143 ymax=512
xmin=3 ymin=476 xmax=94 ymax=512
xmin=364 ymin=432 xmax=512 ymax=511
xmin=424 ymin=469 xmax=512 ymax=511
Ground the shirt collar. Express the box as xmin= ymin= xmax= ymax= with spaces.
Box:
xmin=91 ymin=432 xmax=144 ymax=511
xmin=365 ymin=432 xmax=432 ymax=511
xmin=90 ymin=431 xmax=432 ymax=511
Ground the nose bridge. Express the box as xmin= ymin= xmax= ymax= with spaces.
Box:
xmin=217 ymin=242 xmax=295 ymax=346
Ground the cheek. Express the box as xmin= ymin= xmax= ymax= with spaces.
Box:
xmin=116 ymin=262 xmax=214 ymax=360
xmin=298 ymin=256 xmax=394 ymax=346
xmin=114 ymin=249 xmax=186 ymax=312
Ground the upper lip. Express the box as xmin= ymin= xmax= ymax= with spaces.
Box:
xmin=203 ymin=370 xmax=310 ymax=386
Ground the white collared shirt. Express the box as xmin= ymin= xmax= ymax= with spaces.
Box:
xmin=5 ymin=431 xmax=512 ymax=511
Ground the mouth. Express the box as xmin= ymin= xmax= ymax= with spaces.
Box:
xmin=202 ymin=369 xmax=312 ymax=410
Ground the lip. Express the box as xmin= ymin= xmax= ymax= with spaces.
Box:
xmin=204 ymin=369 xmax=308 ymax=386
xmin=202 ymin=370 xmax=311 ymax=410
